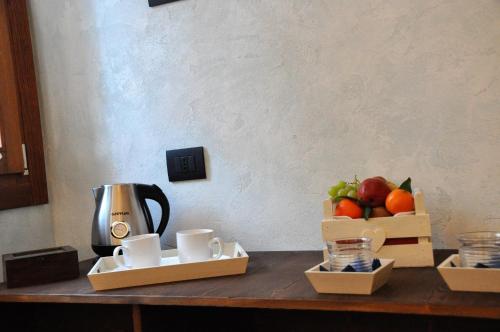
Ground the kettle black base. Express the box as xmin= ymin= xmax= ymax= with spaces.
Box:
xmin=92 ymin=244 xmax=117 ymax=257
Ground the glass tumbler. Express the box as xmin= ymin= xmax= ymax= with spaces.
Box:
xmin=326 ymin=237 xmax=373 ymax=272
xmin=458 ymin=231 xmax=500 ymax=268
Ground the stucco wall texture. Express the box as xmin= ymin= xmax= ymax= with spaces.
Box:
xmin=4 ymin=0 xmax=498 ymax=261
xmin=0 ymin=206 xmax=54 ymax=282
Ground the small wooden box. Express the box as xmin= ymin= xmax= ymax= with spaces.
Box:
xmin=2 ymin=246 xmax=79 ymax=288
xmin=437 ymin=254 xmax=500 ymax=293
xmin=305 ymin=259 xmax=395 ymax=295
xmin=322 ymin=190 xmax=434 ymax=268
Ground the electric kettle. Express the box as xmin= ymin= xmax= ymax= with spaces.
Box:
xmin=91 ymin=183 xmax=170 ymax=256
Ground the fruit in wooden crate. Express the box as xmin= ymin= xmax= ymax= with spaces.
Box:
xmin=328 ymin=176 xmax=415 ymax=220
xmin=328 ymin=177 xmax=360 ymax=202
xmin=370 ymin=176 xmax=398 ymax=191
xmin=372 ymin=176 xmax=386 ymax=182
xmin=357 ymin=177 xmax=391 ymax=207
xmin=370 ymin=206 xmax=392 ymax=218
xmin=334 ymin=199 xmax=363 ymax=219
xmin=385 ymin=189 xmax=414 ymax=214
xmin=386 ymin=181 xmax=398 ymax=191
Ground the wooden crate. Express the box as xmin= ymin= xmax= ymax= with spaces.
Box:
xmin=322 ymin=190 xmax=434 ymax=268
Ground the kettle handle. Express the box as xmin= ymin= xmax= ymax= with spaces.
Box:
xmin=136 ymin=184 xmax=170 ymax=236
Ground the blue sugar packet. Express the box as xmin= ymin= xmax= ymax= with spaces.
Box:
xmin=341 ymin=265 xmax=356 ymax=272
xmin=340 ymin=259 xmax=380 ymax=272
xmin=350 ymin=258 xmax=371 ymax=272
xmin=372 ymin=258 xmax=381 ymax=271
xmin=319 ymin=259 xmax=382 ymax=272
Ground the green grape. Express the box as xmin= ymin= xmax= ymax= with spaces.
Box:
xmin=347 ymin=190 xmax=357 ymax=199
xmin=337 ymin=188 xmax=349 ymax=197
xmin=328 ymin=186 xmax=339 ymax=198
xmin=345 ymin=185 xmax=353 ymax=192
xmin=329 ymin=180 xmax=349 ymax=198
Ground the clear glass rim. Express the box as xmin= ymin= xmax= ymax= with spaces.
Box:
xmin=326 ymin=237 xmax=372 ymax=245
xmin=458 ymin=231 xmax=500 ymax=242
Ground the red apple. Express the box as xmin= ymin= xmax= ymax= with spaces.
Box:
xmin=372 ymin=176 xmax=386 ymax=182
xmin=357 ymin=178 xmax=392 ymax=207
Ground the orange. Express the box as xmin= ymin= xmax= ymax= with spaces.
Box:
xmin=335 ymin=199 xmax=363 ymax=219
xmin=385 ymin=189 xmax=414 ymax=214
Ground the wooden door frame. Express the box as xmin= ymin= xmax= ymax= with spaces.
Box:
xmin=0 ymin=0 xmax=24 ymax=175
xmin=0 ymin=0 xmax=48 ymax=210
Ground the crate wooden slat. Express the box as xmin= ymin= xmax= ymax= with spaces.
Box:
xmin=322 ymin=214 xmax=432 ymax=239
xmin=322 ymin=190 xmax=434 ymax=268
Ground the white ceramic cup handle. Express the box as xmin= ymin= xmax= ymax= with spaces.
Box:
xmin=113 ymin=245 xmax=130 ymax=268
xmin=208 ymin=237 xmax=224 ymax=260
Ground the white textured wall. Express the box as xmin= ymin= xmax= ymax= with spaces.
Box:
xmin=25 ymin=0 xmax=500 ymax=260
xmin=0 ymin=206 xmax=54 ymax=281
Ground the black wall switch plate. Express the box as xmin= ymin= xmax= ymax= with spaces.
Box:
xmin=148 ymin=0 xmax=181 ymax=7
xmin=166 ymin=147 xmax=206 ymax=182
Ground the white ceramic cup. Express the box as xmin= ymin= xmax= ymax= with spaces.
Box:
xmin=176 ymin=229 xmax=224 ymax=263
xmin=112 ymin=233 xmax=161 ymax=269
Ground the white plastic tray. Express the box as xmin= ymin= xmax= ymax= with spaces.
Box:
xmin=88 ymin=242 xmax=248 ymax=291
xmin=437 ymin=254 xmax=500 ymax=293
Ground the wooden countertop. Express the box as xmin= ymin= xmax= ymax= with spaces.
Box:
xmin=0 ymin=250 xmax=499 ymax=319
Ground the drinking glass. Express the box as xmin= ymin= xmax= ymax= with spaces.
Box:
xmin=458 ymin=231 xmax=500 ymax=268
xmin=326 ymin=237 xmax=373 ymax=272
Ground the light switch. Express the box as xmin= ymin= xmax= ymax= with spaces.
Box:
xmin=148 ymin=0 xmax=182 ymax=7
xmin=166 ymin=147 xmax=206 ymax=182
xmin=174 ymin=156 xmax=195 ymax=173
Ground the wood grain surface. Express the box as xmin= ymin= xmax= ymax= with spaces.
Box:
xmin=0 ymin=250 xmax=498 ymax=319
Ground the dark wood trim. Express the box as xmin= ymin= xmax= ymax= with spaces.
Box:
xmin=0 ymin=0 xmax=48 ymax=209
xmin=0 ymin=293 xmax=497 ymax=320
xmin=0 ymin=0 xmax=24 ymax=175
xmin=132 ymin=304 xmax=142 ymax=332
xmin=0 ymin=175 xmax=32 ymax=209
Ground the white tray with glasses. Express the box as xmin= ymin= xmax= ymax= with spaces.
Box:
xmin=88 ymin=242 xmax=249 ymax=291
xmin=437 ymin=254 xmax=500 ymax=293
